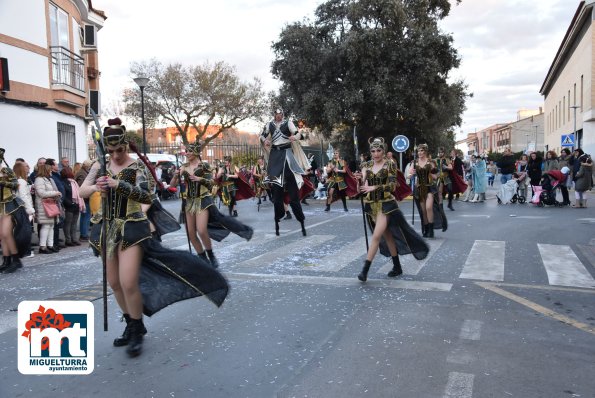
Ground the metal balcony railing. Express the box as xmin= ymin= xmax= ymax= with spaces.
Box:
xmin=50 ymin=46 xmax=84 ymax=91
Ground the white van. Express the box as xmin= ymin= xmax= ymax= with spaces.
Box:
xmin=129 ymin=153 xmax=184 ymax=168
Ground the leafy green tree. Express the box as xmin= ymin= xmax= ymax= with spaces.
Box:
xmin=271 ymin=0 xmax=467 ymax=154
xmin=123 ymin=59 xmax=269 ymax=146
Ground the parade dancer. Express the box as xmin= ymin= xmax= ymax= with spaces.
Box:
xmin=324 ymin=149 xmax=355 ymax=212
xmin=260 ymin=109 xmax=309 ymax=236
xmin=81 ymin=119 xmax=229 ymax=358
xmin=435 ymin=147 xmax=453 ymax=210
xmin=354 ymin=138 xmax=428 ymax=282
xmin=217 ymin=155 xmax=254 ymax=217
xmin=410 ymin=144 xmax=447 ymax=238
xmin=170 ymin=142 xmax=253 ymax=268
xmin=252 ymin=155 xmax=269 ymax=209
xmin=0 ymin=149 xmax=30 ymax=273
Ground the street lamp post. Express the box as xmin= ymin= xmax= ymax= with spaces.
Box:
xmin=133 ymin=77 xmax=150 ymax=155
xmin=570 ymin=105 xmax=579 ymax=150
xmin=533 ymin=124 xmax=539 ymax=153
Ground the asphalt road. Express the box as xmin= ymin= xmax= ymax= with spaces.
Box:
xmin=1 ymin=186 xmax=594 ymax=398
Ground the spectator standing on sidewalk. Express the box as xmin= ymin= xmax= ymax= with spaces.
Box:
xmin=543 ymin=150 xmax=559 ymax=172
xmin=497 ymin=148 xmax=515 ymax=185
xmin=75 ymin=160 xmax=92 ymax=241
xmin=574 ymin=154 xmax=593 ymax=208
xmin=60 ymin=167 xmax=84 ymax=246
xmin=527 ymin=152 xmax=543 ymax=195
xmin=486 ymin=160 xmax=497 ymax=186
xmin=34 ymin=164 xmax=61 ymax=254
xmin=45 ymin=159 xmax=65 ymax=251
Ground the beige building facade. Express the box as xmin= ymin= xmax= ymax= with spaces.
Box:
xmin=540 ymin=0 xmax=595 ymax=156
xmin=0 ymin=0 xmax=105 ymax=165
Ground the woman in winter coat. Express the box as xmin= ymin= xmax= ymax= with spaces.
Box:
xmin=543 ymin=150 xmax=559 ymax=172
xmin=34 ymin=164 xmax=61 ymax=254
xmin=13 ymin=162 xmax=35 ymax=219
xmin=527 ymin=152 xmax=542 ymax=194
xmin=574 ymin=154 xmax=593 ymax=208
xmin=61 ymin=167 xmax=85 ymax=246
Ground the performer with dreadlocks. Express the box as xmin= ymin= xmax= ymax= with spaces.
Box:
xmin=216 ymin=155 xmax=254 ymax=217
xmin=80 ymin=118 xmax=229 ymax=358
xmin=260 ymin=108 xmax=309 ymax=236
xmin=324 ymin=149 xmax=356 ymax=212
xmin=0 ymin=148 xmax=30 ymax=273
xmin=170 ymin=142 xmax=253 ymax=268
xmin=252 ymin=155 xmax=269 ymax=207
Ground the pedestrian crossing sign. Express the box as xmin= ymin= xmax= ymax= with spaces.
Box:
xmin=561 ymin=134 xmax=575 ymax=147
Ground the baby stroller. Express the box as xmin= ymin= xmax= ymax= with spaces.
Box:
xmin=497 ymin=173 xmax=526 ymax=204
xmin=532 ymin=174 xmax=562 ymax=207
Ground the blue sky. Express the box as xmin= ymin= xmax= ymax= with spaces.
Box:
xmin=93 ymin=0 xmax=578 ymax=136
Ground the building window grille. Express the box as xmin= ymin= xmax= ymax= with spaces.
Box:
xmin=57 ymin=122 xmax=76 ymax=163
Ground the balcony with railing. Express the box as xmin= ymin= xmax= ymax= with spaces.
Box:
xmin=50 ymin=46 xmax=84 ymax=93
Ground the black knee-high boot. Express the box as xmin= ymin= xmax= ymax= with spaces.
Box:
xmin=428 ymin=222 xmax=434 ymax=238
xmin=358 ymin=260 xmax=372 ymax=282
xmin=341 ymin=194 xmax=348 ymax=212
xmin=0 ymin=255 xmax=17 ymax=273
xmin=387 ymin=255 xmax=403 ymax=277
xmin=126 ymin=317 xmax=146 ymax=357
xmin=422 ymin=224 xmax=429 ymax=238
xmin=324 ymin=200 xmax=331 ymax=211
xmin=275 ymin=219 xmax=280 ymax=236
xmin=447 ymin=197 xmax=454 ymax=211
xmin=206 ymin=249 xmax=219 ymax=269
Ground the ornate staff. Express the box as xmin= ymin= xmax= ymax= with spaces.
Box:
xmin=89 ymin=109 xmax=108 ymax=332
xmin=411 ymin=138 xmax=417 ymax=225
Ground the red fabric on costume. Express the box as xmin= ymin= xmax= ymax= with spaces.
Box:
xmin=394 ymin=170 xmax=412 ymax=201
xmin=234 ymin=175 xmax=255 ymax=201
xmin=283 ymin=176 xmax=315 ymax=204
xmin=449 ymin=170 xmax=467 ymax=194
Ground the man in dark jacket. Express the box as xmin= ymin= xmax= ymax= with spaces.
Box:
xmin=497 ymin=148 xmax=516 ymax=185
xmin=46 ymin=158 xmax=65 ymax=250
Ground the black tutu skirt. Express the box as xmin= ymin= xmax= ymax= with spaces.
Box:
xmin=365 ymin=201 xmax=429 ymax=260
xmin=139 ymin=238 xmax=228 ymax=316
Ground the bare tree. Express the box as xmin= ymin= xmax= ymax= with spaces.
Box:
xmin=123 ymin=59 xmax=269 ymax=146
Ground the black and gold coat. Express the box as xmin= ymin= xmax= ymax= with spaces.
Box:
xmin=0 ymin=166 xmax=30 ymax=256
xmin=182 ymin=162 xmax=215 ymax=214
xmin=327 ymin=159 xmax=347 ymax=191
xmin=361 ymin=160 xmax=428 ymax=260
xmin=83 ymin=160 xmax=153 ymax=258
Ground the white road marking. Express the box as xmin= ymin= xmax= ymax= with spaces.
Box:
xmin=0 ymin=312 xmax=17 ymax=335
xmin=459 ymin=240 xmax=505 ymax=281
xmin=538 ymin=244 xmax=595 ymax=288
xmin=312 ymin=237 xmax=367 ymax=272
xmin=459 ymin=214 xmax=491 ymax=218
xmin=459 ymin=319 xmax=482 ymax=341
xmin=443 ymin=372 xmax=474 ymax=398
xmin=237 ymin=235 xmax=335 ymax=267
xmin=228 ymin=272 xmax=453 ymax=291
xmin=377 ymin=238 xmax=445 ymax=275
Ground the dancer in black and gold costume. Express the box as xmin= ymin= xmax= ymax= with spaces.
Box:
xmin=325 ymin=149 xmax=349 ymax=212
xmin=252 ymin=155 xmax=270 ymax=207
xmin=170 ymin=142 xmax=253 ymax=268
xmin=0 ymin=148 xmax=30 ymax=273
xmin=81 ymin=119 xmax=229 ymax=358
xmin=355 ymin=138 xmax=428 ymax=282
xmin=435 ymin=147 xmax=454 ymax=211
xmin=410 ymin=144 xmax=447 ymax=238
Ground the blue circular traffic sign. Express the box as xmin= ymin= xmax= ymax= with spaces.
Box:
xmin=392 ymin=135 xmax=409 ymax=153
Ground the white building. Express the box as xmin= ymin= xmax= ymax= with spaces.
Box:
xmin=540 ymin=0 xmax=595 ymax=156
xmin=0 ymin=0 xmax=106 ymax=166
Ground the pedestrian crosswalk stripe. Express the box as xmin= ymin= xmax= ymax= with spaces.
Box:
xmin=537 ymin=244 xmax=595 ymax=288
xmin=237 ymin=235 xmax=335 ymax=267
xmin=459 ymin=240 xmax=505 ymax=281
xmin=376 ymin=238 xmax=445 ymax=275
xmin=227 ymin=272 xmax=453 ymax=291
xmin=312 ymin=236 xmax=368 ymax=272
